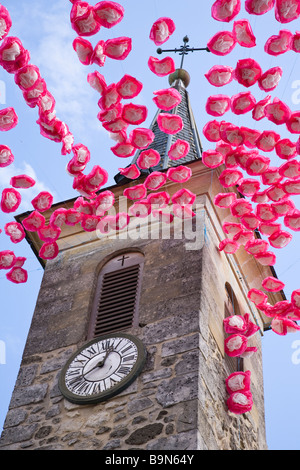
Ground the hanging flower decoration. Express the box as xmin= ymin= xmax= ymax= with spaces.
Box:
xmin=149 ymin=17 xmax=175 ymax=46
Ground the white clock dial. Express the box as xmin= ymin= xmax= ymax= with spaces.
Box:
xmin=59 ymin=333 xmax=145 ymax=404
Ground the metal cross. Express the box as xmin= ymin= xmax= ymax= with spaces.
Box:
xmin=157 ymin=35 xmax=210 ymax=69
xmin=117 ymin=255 xmax=130 ymax=266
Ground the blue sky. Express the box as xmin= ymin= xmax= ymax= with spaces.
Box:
xmin=1 ymin=0 xmax=300 ymax=450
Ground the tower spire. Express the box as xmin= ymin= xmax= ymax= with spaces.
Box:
xmin=114 ymin=37 xmax=209 ymax=185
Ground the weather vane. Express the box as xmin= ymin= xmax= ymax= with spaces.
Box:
xmin=156 ymin=35 xmax=210 ymax=69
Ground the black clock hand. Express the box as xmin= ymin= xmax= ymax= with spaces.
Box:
xmin=83 ymin=346 xmax=114 ymax=376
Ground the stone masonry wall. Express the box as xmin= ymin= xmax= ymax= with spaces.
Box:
xmin=0 ymin=214 xmax=267 ymax=450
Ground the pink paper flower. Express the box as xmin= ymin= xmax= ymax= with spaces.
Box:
xmin=4 ymin=222 xmax=25 ymax=244
xmin=204 ymin=65 xmax=234 ymax=87
xmin=147 ymin=191 xmax=170 ymax=208
xmin=220 ymin=122 xmax=244 ymax=146
xmin=0 ymin=36 xmax=30 ymax=74
xmin=237 ymin=178 xmax=260 ymax=197
xmin=244 ymin=238 xmax=269 ymax=255
xmin=256 ymin=202 xmax=278 ymax=222
xmin=123 ymin=184 xmax=147 ymax=201
xmin=104 ymin=37 xmax=132 ymax=60
xmin=122 ymin=103 xmax=148 ymax=125
xmin=227 ymin=390 xmax=253 ymax=414
xmin=167 ymin=165 xmax=192 ymax=183
xmin=266 ymin=183 xmax=287 ymax=202
xmin=202 ymin=120 xmax=221 ymax=142
xmin=211 ymin=0 xmax=241 ymax=22
xmin=256 ymin=130 xmax=280 ymax=151
xmin=1 ymin=188 xmax=21 ymax=213
xmin=269 ymin=229 xmax=292 ymax=248
xmin=261 ymin=167 xmax=282 ymax=185
xmin=271 ymin=316 xmax=300 ymax=335
xmin=265 ymin=29 xmax=293 ymax=55
xmin=225 ymin=370 xmax=251 ymax=394
xmin=276 ymin=139 xmax=297 ymax=159
xmin=252 ymin=95 xmax=271 ymax=121
xmin=254 ymin=251 xmax=277 ymax=266
xmin=10 ymin=174 xmax=35 ymax=189
xmin=264 ymin=98 xmax=291 ymax=125
xmin=214 ymin=192 xmax=237 ymax=208
xmin=219 ymin=168 xmax=243 ymax=187
xmin=245 ymin=0 xmax=275 ymax=15
xmin=144 ymin=171 xmax=167 ymax=190
xmin=223 ymin=316 xmax=248 ymax=335
xmin=245 ymin=154 xmax=270 ymax=175
xmin=240 ymin=127 xmax=261 ymax=148
xmin=171 ymin=188 xmax=196 ymax=206
xmin=128 ymin=201 xmax=151 ymax=218
xmin=111 ymin=141 xmax=135 ymax=158
xmin=223 ymin=222 xmax=243 ymax=236
xmin=168 ymin=139 xmax=190 ymax=160
xmin=153 ymin=88 xmax=182 ymax=111
xmin=94 ymin=190 xmax=115 ymax=216
xmin=234 ymin=58 xmax=262 ymax=87
xmin=137 ymin=149 xmax=160 ymax=169
xmin=0 ymin=5 xmax=12 ymax=41
xmin=231 ymin=91 xmax=256 ymax=115
xmin=233 ymin=19 xmax=256 ymax=47
xmin=116 ymin=75 xmax=143 ymax=100
xmin=233 ymin=230 xmax=254 ymax=245
xmin=282 ymin=177 xmax=300 ymax=195
xmin=224 ymin=333 xmax=248 ymax=356
xmin=284 ymin=209 xmax=300 ymax=231
xmin=22 ymin=210 xmax=45 ymax=232
xmin=219 ymin=238 xmax=239 ymax=253
xmin=286 ymin=111 xmax=300 ymax=134
xmin=262 ymin=276 xmax=285 ymax=292
xmin=129 ymin=128 xmax=154 ymax=150
xmin=31 ymin=191 xmax=53 ymax=212
xmin=73 ymin=37 xmax=93 ymax=65
xmin=148 ymin=56 xmax=175 ymax=76
xmin=157 ymin=113 xmax=183 ymax=134
xmin=87 ymin=71 xmax=107 ymax=94
xmin=240 ymin=213 xmax=260 ymax=231
xmin=291 ymin=31 xmax=300 ymax=52
xmin=0 ymin=107 xmax=18 ymax=131
xmin=70 ymin=1 xmax=101 ymax=36
xmin=6 ymin=266 xmax=28 ymax=284
xmin=207 ymin=31 xmax=237 ymax=55
xmin=38 ymin=224 xmax=61 ymax=243
xmin=118 ymin=164 xmax=140 ymax=180
xmin=93 ymin=1 xmax=124 ymax=28
xmin=149 ymin=17 xmax=175 ymax=45
xmin=272 ymin=198 xmax=295 ymax=216
xmin=259 ymin=221 xmax=282 ymax=236
xmin=0 ymin=145 xmax=14 ymax=168
xmin=39 ymin=241 xmax=59 ymax=260
xmin=258 ymin=66 xmax=282 ymax=92
xmin=91 ymin=40 xmax=106 ymax=67
xmin=275 ymin=0 xmax=300 ymax=23
xmin=0 ymin=250 xmax=16 ymax=270
xmin=230 ymin=199 xmax=253 ymax=217
xmin=206 ymin=94 xmax=231 ymax=116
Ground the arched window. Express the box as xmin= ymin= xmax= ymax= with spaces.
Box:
xmin=88 ymin=252 xmax=144 ymax=339
xmin=224 ymin=282 xmax=243 ymax=373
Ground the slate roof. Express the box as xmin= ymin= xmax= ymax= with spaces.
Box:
xmin=114 ymin=71 xmax=203 ymax=185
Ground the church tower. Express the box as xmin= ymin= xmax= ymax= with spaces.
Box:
xmin=0 ymin=67 xmax=284 ymax=451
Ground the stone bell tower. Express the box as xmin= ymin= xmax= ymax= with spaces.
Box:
xmin=0 ymin=68 xmax=284 ymax=451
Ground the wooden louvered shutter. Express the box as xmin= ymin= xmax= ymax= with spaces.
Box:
xmin=88 ymin=252 xmax=144 ymax=339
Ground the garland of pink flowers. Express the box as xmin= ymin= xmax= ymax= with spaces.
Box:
xmin=1 ymin=0 xmax=300 ymax=417
xmin=205 ymin=0 xmax=300 ymax=415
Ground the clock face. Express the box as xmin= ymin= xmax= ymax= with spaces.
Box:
xmin=59 ymin=333 xmax=146 ymax=404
